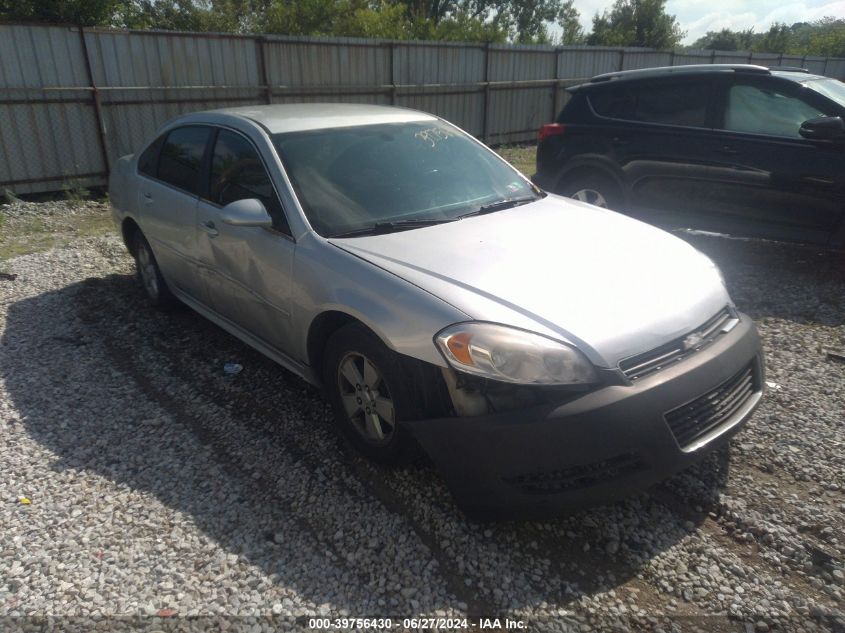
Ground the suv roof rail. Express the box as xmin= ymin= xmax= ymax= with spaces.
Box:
xmin=590 ymin=64 xmax=771 ymax=83
xmin=768 ymin=66 xmax=810 ymax=73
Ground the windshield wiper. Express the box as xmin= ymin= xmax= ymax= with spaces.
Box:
xmin=456 ymin=195 xmax=541 ymax=220
xmin=329 ymin=218 xmax=457 ymax=238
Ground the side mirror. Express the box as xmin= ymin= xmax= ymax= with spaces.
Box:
xmin=218 ymin=198 xmax=273 ymax=228
xmin=799 ymin=116 xmax=845 ymax=141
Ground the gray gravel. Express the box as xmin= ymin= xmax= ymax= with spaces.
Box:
xmin=1 ymin=200 xmax=844 ymax=632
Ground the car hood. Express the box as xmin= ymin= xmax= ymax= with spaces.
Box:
xmin=329 ymin=195 xmax=731 ymax=367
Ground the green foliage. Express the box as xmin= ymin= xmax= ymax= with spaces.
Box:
xmin=556 ymin=0 xmax=585 ymax=45
xmin=1 ymin=0 xmax=578 ymax=44
xmin=791 ymin=18 xmax=845 ymax=57
xmin=692 ymin=18 xmax=845 ymax=58
xmin=0 ymin=0 xmax=120 ymax=26
xmin=690 ymin=27 xmax=755 ymax=51
xmin=3 ymin=0 xmax=842 ymax=57
xmin=757 ymin=22 xmax=791 ymax=54
xmin=587 ymin=0 xmax=684 ymax=48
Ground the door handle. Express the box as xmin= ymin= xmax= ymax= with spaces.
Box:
xmin=719 ymin=145 xmax=739 ymax=155
xmin=611 ymin=137 xmax=630 ymax=146
xmin=201 ymin=220 xmax=219 ymax=237
xmin=143 ymin=192 xmax=154 ymax=206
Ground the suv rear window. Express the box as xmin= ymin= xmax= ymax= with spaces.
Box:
xmin=589 ymin=81 xmax=710 ymax=128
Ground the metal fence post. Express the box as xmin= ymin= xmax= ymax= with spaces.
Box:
xmin=257 ymin=36 xmax=272 ymax=104
xmin=551 ymin=47 xmax=560 ymax=123
xmin=389 ymin=42 xmax=397 ymax=105
xmin=482 ymin=41 xmax=491 ymax=143
xmin=78 ymin=26 xmax=110 ymax=178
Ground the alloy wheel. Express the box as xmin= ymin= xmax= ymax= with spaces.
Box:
xmin=570 ymin=188 xmax=609 ymax=208
xmin=336 ymin=352 xmax=396 ymax=445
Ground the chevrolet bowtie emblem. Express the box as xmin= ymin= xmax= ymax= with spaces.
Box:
xmin=682 ymin=332 xmax=705 ymax=351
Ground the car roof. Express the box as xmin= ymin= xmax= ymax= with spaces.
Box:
xmin=770 ymin=69 xmax=828 ymax=82
xmin=185 ymin=103 xmax=438 ymax=134
xmin=569 ymin=64 xmax=830 ymax=92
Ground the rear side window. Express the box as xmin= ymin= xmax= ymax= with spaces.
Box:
xmin=209 ymin=129 xmax=289 ymax=233
xmin=590 ymin=81 xmax=710 ymax=128
xmin=724 ymin=84 xmax=828 ymax=138
xmin=157 ymin=126 xmax=210 ymax=195
xmin=138 ymin=135 xmax=164 ymax=177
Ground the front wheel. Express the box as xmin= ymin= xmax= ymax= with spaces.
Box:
xmin=323 ymin=324 xmax=421 ymax=464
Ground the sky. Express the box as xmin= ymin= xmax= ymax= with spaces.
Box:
xmin=571 ymin=0 xmax=845 ymax=44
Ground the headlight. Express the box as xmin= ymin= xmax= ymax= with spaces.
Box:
xmin=435 ymin=322 xmax=598 ymax=385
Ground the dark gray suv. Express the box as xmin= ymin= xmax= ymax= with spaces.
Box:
xmin=533 ymin=64 xmax=845 ymax=246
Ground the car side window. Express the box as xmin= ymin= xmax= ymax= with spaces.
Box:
xmin=209 ymin=129 xmax=289 ymax=234
xmin=590 ymin=82 xmax=709 ymax=128
xmin=138 ymin=134 xmax=164 ymax=177
xmin=157 ymin=126 xmax=210 ymax=195
xmin=724 ymin=84 xmax=828 ymax=138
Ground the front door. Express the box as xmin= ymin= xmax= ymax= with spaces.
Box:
xmin=195 ymin=127 xmax=296 ymax=354
xmin=706 ymin=77 xmax=845 ymax=243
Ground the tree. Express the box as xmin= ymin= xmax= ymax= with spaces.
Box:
xmin=755 ymin=22 xmax=791 ymax=54
xmin=557 ymin=0 xmax=584 ymax=45
xmin=0 ymin=0 xmax=120 ymax=26
xmin=803 ymin=18 xmax=845 ymax=57
xmin=587 ymin=0 xmax=684 ymax=49
xmin=692 ymin=27 xmax=755 ymax=51
xmin=388 ymin=0 xmax=579 ymax=43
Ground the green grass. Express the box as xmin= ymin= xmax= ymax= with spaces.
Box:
xmin=0 ymin=206 xmax=116 ymax=264
xmin=495 ymin=144 xmax=536 ymax=177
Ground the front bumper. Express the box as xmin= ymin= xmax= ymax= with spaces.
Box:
xmin=406 ymin=314 xmax=763 ymax=518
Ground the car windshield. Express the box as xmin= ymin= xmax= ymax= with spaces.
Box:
xmin=272 ymin=121 xmax=540 ymax=237
xmin=804 ymin=78 xmax=845 ymax=108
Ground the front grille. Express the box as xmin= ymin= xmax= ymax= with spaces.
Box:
xmin=665 ymin=361 xmax=759 ymax=450
xmin=504 ymin=452 xmax=645 ymax=494
xmin=619 ymin=308 xmax=735 ymax=381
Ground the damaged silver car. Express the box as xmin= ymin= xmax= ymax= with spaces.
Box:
xmin=110 ymin=104 xmax=764 ymax=516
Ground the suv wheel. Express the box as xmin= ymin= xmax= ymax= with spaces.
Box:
xmin=558 ymin=173 xmax=621 ymax=210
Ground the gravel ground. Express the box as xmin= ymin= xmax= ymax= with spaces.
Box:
xmin=1 ymin=200 xmax=844 ymax=632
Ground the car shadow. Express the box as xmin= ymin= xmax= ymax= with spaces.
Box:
xmin=2 ymin=268 xmax=735 ymax=619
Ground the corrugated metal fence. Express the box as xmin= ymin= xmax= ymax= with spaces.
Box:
xmin=2 ymin=23 xmax=845 ymax=194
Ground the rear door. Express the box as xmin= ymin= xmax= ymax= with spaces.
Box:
xmin=195 ymin=127 xmax=296 ymax=354
xmin=136 ymin=125 xmax=212 ymax=300
xmin=585 ymin=78 xmax=720 ymax=219
xmin=706 ymin=76 xmax=845 ymax=243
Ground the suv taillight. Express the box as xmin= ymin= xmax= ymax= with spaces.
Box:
xmin=539 ymin=123 xmax=565 ymax=142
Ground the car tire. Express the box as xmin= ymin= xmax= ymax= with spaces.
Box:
xmin=558 ymin=173 xmax=622 ymax=210
xmin=133 ymin=232 xmax=178 ymax=309
xmin=323 ymin=323 xmax=422 ymax=464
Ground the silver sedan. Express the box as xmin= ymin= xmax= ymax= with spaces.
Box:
xmin=110 ymin=104 xmax=764 ymax=516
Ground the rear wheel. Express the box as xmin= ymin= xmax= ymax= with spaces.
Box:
xmin=134 ymin=233 xmax=178 ymax=309
xmin=323 ymin=323 xmax=421 ymax=464
xmin=558 ymin=173 xmax=622 ymax=210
